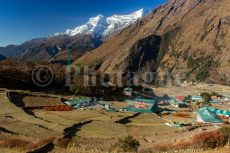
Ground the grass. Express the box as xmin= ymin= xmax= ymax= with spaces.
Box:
xmin=128 ymin=125 xmax=177 ymax=138
xmin=51 ymin=137 xmax=116 ymax=153
xmin=47 ymin=109 xmax=105 ymax=121
xmin=77 ymin=121 xmax=129 ymax=138
xmin=0 ymin=132 xmax=55 ymax=152
xmin=153 ymin=130 xmax=228 ymax=152
xmin=126 ymin=114 xmax=166 ymax=126
xmin=192 ymin=130 xmax=226 ymax=149
xmin=162 ymin=113 xmax=195 ymax=123
xmin=116 ymin=136 xmax=140 ymax=152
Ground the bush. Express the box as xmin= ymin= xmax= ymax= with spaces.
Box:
xmin=69 ymin=84 xmax=78 ymax=94
xmin=185 ymin=95 xmax=192 ymax=101
xmin=53 ymin=137 xmax=72 ymax=148
xmin=201 ymin=92 xmax=211 ymax=103
xmin=219 ymin=127 xmax=230 ymax=141
xmin=187 ymin=56 xmax=215 ymax=81
xmin=196 ymin=71 xmax=209 ymax=81
xmin=117 ymin=136 xmax=140 ymax=152
xmin=211 ymin=92 xmax=219 ymax=97
xmin=192 ymin=131 xmax=226 ymax=149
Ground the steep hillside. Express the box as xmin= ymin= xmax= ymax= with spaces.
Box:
xmin=75 ymin=0 xmax=230 ymax=85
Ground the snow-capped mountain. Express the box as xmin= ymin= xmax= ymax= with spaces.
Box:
xmin=0 ymin=9 xmax=148 ymax=63
xmin=54 ymin=9 xmax=147 ymax=38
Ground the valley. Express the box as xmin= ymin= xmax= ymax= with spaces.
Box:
xmin=0 ymin=0 xmax=230 ymax=152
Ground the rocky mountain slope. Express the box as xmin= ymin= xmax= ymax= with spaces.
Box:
xmin=75 ymin=0 xmax=230 ymax=85
xmin=0 ymin=9 xmax=145 ymax=63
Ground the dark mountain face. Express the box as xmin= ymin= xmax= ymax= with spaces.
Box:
xmin=125 ymin=35 xmax=161 ymax=73
xmin=0 ymin=53 xmax=6 ymax=61
xmin=0 ymin=35 xmax=102 ymax=62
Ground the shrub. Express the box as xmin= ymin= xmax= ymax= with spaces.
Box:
xmin=185 ymin=95 xmax=192 ymax=101
xmin=219 ymin=127 xmax=230 ymax=142
xmin=192 ymin=131 xmax=226 ymax=149
xmin=69 ymin=84 xmax=78 ymax=94
xmin=117 ymin=136 xmax=140 ymax=152
xmin=210 ymin=92 xmax=219 ymax=97
xmin=196 ymin=71 xmax=209 ymax=81
xmin=187 ymin=55 xmax=215 ymax=81
xmin=201 ymin=92 xmax=211 ymax=103
xmin=53 ymin=137 xmax=72 ymax=148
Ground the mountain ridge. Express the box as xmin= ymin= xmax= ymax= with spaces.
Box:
xmin=0 ymin=9 xmax=147 ymax=63
xmin=75 ymin=0 xmax=230 ymax=85
xmin=53 ymin=9 xmax=147 ymax=39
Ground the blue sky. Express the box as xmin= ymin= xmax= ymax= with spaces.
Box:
xmin=0 ymin=0 xmax=166 ymax=46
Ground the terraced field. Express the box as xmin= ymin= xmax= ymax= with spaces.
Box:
xmin=0 ymin=89 xmax=228 ymax=153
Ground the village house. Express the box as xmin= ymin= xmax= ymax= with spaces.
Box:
xmin=210 ymin=96 xmax=221 ymax=103
xmin=191 ymin=96 xmax=203 ymax=102
xmin=176 ymin=96 xmax=185 ymax=102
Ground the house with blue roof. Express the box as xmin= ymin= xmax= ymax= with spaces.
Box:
xmin=191 ymin=96 xmax=203 ymax=102
xmin=64 ymin=98 xmax=96 ymax=109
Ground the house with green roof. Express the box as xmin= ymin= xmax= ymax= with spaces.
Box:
xmin=124 ymin=97 xmax=158 ymax=113
xmin=197 ymin=107 xmax=223 ymax=123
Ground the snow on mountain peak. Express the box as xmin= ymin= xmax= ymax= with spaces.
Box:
xmin=131 ymin=8 xmax=145 ymax=17
xmin=88 ymin=14 xmax=105 ymax=26
xmin=54 ymin=9 xmax=147 ymax=38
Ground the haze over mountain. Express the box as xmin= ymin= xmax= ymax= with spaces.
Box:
xmin=75 ymin=0 xmax=230 ymax=85
xmin=0 ymin=9 xmax=146 ymax=63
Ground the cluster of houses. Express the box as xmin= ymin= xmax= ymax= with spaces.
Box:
xmin=191 ymin=94 xmax=230 ymax=103
xmin=63 ymin=87 xmax=158 ymax=113
xmin=62 ymin=87 xmax=230 ymax=126
xmin=165 ymin=94 xmax=230 ymax=108
xmin=163 ymin=93 xmax=230 ymax=124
